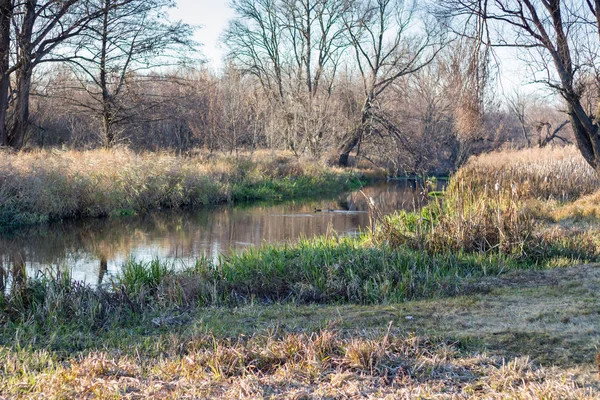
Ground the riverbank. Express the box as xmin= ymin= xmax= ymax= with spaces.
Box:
xmin=2 ymin=264 xmax=599 ymax=398
xmin=2 ymin=145 xmax=600 ymax=397
xmin=0 ymin=149 xmax=380 ymax=230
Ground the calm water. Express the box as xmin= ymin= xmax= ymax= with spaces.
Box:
xmin=0 ymin=180 xmax=442 ymax=286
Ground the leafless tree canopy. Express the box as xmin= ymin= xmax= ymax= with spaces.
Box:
xmin=0 ymin=0 xmax=585 ymax=174
xmin=439 ymin=0 xmax=600 ymax=171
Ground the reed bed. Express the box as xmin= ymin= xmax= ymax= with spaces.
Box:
xmin=0 ymin=149 xmax=372 ymax=229
xmin=454 ymin=146 xmax=600 ymax=201
xmin=374 ymin=180 xmax=599 ymax=262
xmin=372 ymin=146 xmax=600 ymax=257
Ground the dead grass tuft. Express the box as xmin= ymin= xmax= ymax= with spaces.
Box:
xmin=1 ymin=329 xmax=596 ymax=399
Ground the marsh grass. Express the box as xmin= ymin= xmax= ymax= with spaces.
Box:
xmin=455 ymin=146 xmax=600 ymax=201
xmin=0 ymin=149 xmax=374 ymax=229
xmin=371 ymin=146 xmax=600 ymax=261
xmin=373 ymin=180 xmax=599 ymax=264
xmin=375 ymin=184 xmax=533 ymax=256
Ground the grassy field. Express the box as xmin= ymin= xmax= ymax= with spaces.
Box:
xmin=1 ymin=265 xmax=599 ymax=398
xmin=2 ymin=145 xmax=600 ymax=398
xmin=0 ymin=149 xmax=377 ymax=230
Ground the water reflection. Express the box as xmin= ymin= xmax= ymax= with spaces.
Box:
xmin=0 ymin=180 xmax=442 ymax=285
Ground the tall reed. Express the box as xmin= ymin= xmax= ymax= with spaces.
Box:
xmin=455 ymin=146 xmax=600 ymax=201
xmin=0 ymin=149 xmax=373 ymax=229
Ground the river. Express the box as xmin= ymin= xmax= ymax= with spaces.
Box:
xmin=0 ymin=180 xmax=443 ymax=286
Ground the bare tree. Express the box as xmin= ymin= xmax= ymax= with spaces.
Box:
xmin=0 ymin=0 xmax=10 ymax=147
xmin=441 ymin=0 xmax=600 ymax=171
xmin=224 ymin=0 xmax=286 ymax=100
xmin=0 ymin=0 xmax=105 ymax=149
xmin=506 ymin=89 xmax=572 ymax=148
xmin=224 ymin=0 xmax=351 ymax=156
xmin=281 ymin=0 xmax=349 ymax=96
xmin=282 ymin=0 xmax=350 ymax=156
xmin=535 ymin=119 xmax=570 ymax=147
xmin=61 ymin=0 xmax=197 ymax=147
xmin=336 ymin=0 xmax=445 ymax=166
xmin=506 ymin=90 xmax=532 ymax=147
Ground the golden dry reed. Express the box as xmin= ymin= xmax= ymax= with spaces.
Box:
xmin=0 ymin=148 xmax=370 ymax=228
xmin=454 ymin=145 xmax=600 ymax=201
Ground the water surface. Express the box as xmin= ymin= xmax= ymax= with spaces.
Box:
xmin=0 ymin=180 xmax=441 ymax=285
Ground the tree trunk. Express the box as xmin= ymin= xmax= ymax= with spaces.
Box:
xmin=100 ymin=0 xmax=113 ymax=148
xmin=338 ymin=97 xmax=371 ymax=167
xmin=8 ymin=0 xmax=36 ymax=150
xmin=102 ymin=105 xmax=115 ymax=147
xmin=566 ymin=101 xmax=600 ymax=170
xmin=9 ymin=64 xmax=33 ymax=149
xmin=0 ymin=0 xmax=10 ymax=147
xmin=338 ymin=128 xmax=361 ymax=167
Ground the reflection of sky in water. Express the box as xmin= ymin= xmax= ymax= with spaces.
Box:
xmin=0 ymin=181 xmax=443 ymax=286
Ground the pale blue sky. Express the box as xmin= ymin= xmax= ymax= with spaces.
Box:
xmin=170 ymin=0 xmax=234 ymax=68
xmin=170 ymin=0 xmax=536 ymax=95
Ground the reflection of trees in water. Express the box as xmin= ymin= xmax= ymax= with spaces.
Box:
xmin=11 ymin=250 xmax=26 ymax=288
xmin=98 ymin=256 xmax=108 ymax=286
xmin=350 ymin=180 xmax=445 ymax=214
xmin=0 ymin=183 xmax=437 ymax=284
xmin=0 ymin=248 xmax=27 ymax=294
xmin=0 ymin=254 xmax=5 ymax=293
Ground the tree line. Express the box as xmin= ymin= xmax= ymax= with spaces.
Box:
xmin=2 ymin=0 xmax=599 ymax=174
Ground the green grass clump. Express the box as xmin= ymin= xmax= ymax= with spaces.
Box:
xmin=119 ymin=258 xmax=174 ymax=299
xmin=205 ymin=236 xmax=525 ymax=305
xmin=231 ymin=174 xmax=362 ymax=202
xmin=1 ymin=230 xmax=587 ymax=332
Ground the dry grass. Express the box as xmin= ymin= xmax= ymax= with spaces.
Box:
xmin=552 ymin=190 xmax=600 ymax=221
xmin=377 ymin=181 xmax=535 ymax=256
xmin=373 ymin=146 xmax=600 ymax=258
xmin=374 ymin=176 xmax=598 ymax=262
xmin=0 ymin=148 xmax=374 ymax=228
xmin=2 ymin=252 xmax=600 ymax=398
xmin=455 ymin=146 xmax=600 ymax=201
xmin=455 ymin=146 xmax=600 ymax=223
xmin=1 ymin=330 xmax=596 ymax=399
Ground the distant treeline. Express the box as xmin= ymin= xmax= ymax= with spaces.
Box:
xmin=0 ymin=0 xmax=577 ymax=175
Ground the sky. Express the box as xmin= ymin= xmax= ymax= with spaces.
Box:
xmin=169 ymin=0 xmax=538 ymax=96
xmin=169 ymin=0 xmax=234 ymax=69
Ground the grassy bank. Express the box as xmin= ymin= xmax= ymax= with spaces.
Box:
xmin=1 ymin=218 xmax=597 ymax=336
xmin=0 ymin=149 xmax=377 ymax=229
xmin=1 ymin=265 xmax=599 ymax=399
